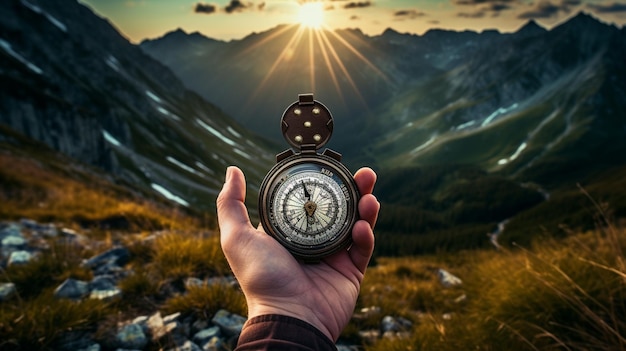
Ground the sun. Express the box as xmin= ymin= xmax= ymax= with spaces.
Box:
xmin=297 ymin=2 xmax=325 ymax=29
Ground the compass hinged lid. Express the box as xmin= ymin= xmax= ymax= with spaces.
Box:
xmin=281 ymin=93 xmax=334 ymax=151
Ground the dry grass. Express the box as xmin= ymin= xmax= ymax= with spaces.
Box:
xmin=358 ymin=224 xmax=626 ymax=351
xmin=0 ymin=151 xmax=198 ymax=231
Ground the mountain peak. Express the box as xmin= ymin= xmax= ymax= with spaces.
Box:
xmin=516 ymin=19 xmax=547 ymax=36
xmin=555 ymin=11 xmax=608 ymax=31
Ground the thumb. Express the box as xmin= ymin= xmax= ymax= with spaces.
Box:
xmin=216 ymin=167 xmax=252 ymax=247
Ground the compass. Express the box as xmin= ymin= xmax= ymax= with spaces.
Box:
xmin=258 ymin=93 xmax=360 ymax=261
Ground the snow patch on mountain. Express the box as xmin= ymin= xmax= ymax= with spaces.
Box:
xmin=21 ymin=0 xmax=67 ymax=33
xmin=0 ymin=39 xmax=43 ymax=75
xmin=151 ymin=183 xmax=189 ymax=207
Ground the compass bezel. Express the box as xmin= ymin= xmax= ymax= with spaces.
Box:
xmin=258 ymin=153 xmax=360 ymax=261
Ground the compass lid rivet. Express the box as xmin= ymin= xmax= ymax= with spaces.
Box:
xmin=313 ymin=134 xmax=322 ymax=142
xmin=295 ymin=135 xmax=303 ymax=143
xmin=294 ymin=108 xmax=302 ymax=116
xmin=312 ymin=107 xmax=320 ymax=115
xmin=304 ymin=121 xmax=312 ymax=128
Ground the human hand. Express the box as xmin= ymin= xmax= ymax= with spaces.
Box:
xmin=217 ymin=166 xmax=379 ymax=341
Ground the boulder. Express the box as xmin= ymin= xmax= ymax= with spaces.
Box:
xmin=211 ymin=309 xmax=246 ymax=337
xmin=116 ymin=323 xmax=148 ymax=350
xmin=54 ymin=278 xmax=89 ymax=299
xmin=8 ymin=250 xmax=33 ymax=266
xmin=0 ymin=282 xmax=16 ymax=301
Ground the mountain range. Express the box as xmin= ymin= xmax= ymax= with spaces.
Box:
xmin=141 ymin=13 xmax=626 ymax=188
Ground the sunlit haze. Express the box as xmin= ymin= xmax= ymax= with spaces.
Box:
xmin=297 ymin=2 xmax=325 ymax=29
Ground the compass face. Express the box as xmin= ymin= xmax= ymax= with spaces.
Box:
xmin=259 ymin=155 xmax=359 ymax=260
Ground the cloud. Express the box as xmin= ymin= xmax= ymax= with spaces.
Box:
xmin=225 ymin=0 xmax=248 ymax=13
xmin=194 ymin=0 xmax=263 ymax=14
xmin=517 ymin=0 xmax=581 ymax=19
xmin=587 ymin=2 xmax=626 ymax=13
xmin=454 ymin=0 xmax=515 ymax=17
xmin=458 ymin=11 xmax=486 ymax=18
xmin=194 ymin=2 xmax=217 ymax=14
xmin=344 ymin=1 xmax=372 ymax=9
xmin=394 ymin=9 xmax=426 ymax=20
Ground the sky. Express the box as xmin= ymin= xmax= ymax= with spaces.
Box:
xmin=79 ymin=0 xmax=626 ymax=43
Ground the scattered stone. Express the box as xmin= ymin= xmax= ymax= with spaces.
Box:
xmin=90 ymin=275 xmax=117 ymax=290
xmin=0 ymin=282 xmax=16 ymax=301
xmin=8 ymin=250 xmax=33 ymax=266
xmin=116 ymin=323 xmax=148 ymax=350
xmin=166 ymin=340 xmax=202 ymax=351
xmin=191 ymin=319 xmax=210 ymax=335
xmin=438 ymin=268 xmax=462 ymax=287
xmin=184 ymin=277 xmax=204 ymax=289
xmin=358 ymin=330 xmax=380 ymax=344
xmin=54 ymin=278 xmax=89 ymax=299
xmin=192 ymin=326 xmax=220 ymax=346
xmin=381 ymin=315 xmax=412 ymax=333
xmin=199 ymin=336 xmax=225 ymax=351
xmin=77 ymin=344 xmax=101 ymax=351
xmin=0 ymin=223 xmax=22 ymax=240
xmin=89 ymin=287 xmax=122 ymax=301
xmin=82 ymin=246 xmax=130 ymax=271
xmin=2 ymin=235 xmax=26 ymax=248
xmin=21 ymin=218 xmax=58 ymax=237
xmin=211 ymin=309 xmax=246 ymax=337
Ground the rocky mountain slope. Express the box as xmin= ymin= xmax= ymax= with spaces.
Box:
xmin=0 ymin=0 xmax=274 ymax=213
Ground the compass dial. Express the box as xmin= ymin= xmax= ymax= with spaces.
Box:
xmin=259 ymin=155 xmax=359 ymax=260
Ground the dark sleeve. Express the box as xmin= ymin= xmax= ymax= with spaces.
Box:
xmin=235 ymin=314 xmax=337 ymax=351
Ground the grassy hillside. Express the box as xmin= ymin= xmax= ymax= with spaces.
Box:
xmin=0 ymin=126 xmax=209 ymax=231
xmin=351 ymin=224 xmax=626 ymax=350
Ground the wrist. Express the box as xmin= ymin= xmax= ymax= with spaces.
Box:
xmin=247 ymin=298 xmax=335 ymax=341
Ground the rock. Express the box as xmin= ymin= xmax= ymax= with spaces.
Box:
xmin=8 ymin=250 xmax=33 ymax=266
xmin=116 ymin=323 xmax=148 ymax=350
xmin=191 ymin=319 xmax=209 ymax=334
xmin=20 ymin=218 xmax=57 ymax=237
xmin=211 ymin=309 xmax=246 ymax=337
xmin=54 ymin=278 xmax=89 ymax=299
xmin=77 ymin=344 xmax=101 ymax=351
xmin=199 ymin=336 xmax=225 ymax=351
xmin=358 ymin=330 xmax=380 ymax=343
xmin=380 ymin=315 xmax=412 ymax=333
xmin=163 ymin=312 xmax=182 ymax=325
xmin=146 ymin=311 xmax=183 ymax=342
xmin=90 ymin=275 xmax=117 ymax=290
xmin=353 ymin=306 xmax=381 ymax=320
xmin=82 ymin=247 xmax=130 ymax=271
xmin=192 ymin=326 xmax=220 ymax=346
xmin=0 ymin=223 xmax=22 ymax=240
xmin=0 ymin=282 xmax=16 ymax=301
xmin=184 ymin=277 xmax=204 ymax=289
xmin=166 ymin=339 xmax=202 ymax=351
xmin=437 ymin=268 xmax=462 ymax=287
xmin=2 ymin=235 xmax=26 ymax=248
xmin=89 ymin=287 xmax=122 ymax=301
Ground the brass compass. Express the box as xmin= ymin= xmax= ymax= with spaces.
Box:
xmin=258 ymin=93 xmax=360 ymax=261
